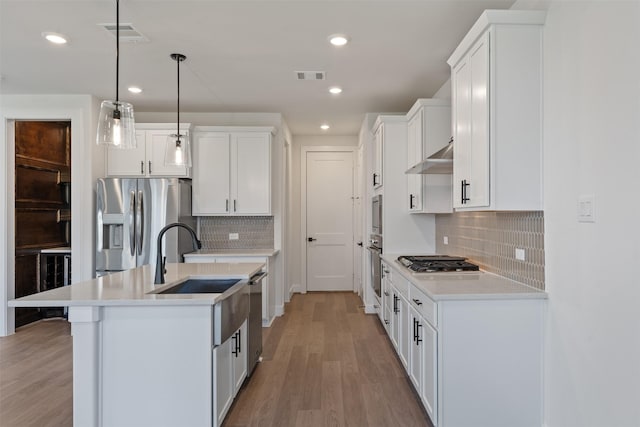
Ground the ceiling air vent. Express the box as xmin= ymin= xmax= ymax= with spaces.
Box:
xmin=295 ymin=71 xmax=326 ymax=80
xmin=99 ymin=23 xmax=149 ymax=43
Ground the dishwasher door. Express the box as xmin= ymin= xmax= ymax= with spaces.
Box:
xmin=247 ymin=271 xmax=267 ymax=376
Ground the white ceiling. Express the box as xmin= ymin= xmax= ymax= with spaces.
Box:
xmin=0 ymin=0 xmax=515 ymax=135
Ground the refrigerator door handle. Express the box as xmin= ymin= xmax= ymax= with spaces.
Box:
xmin=129 ymin=190 xmax=136 ymax=256
xmin=136 ymin=190 xmax=144 ymax=256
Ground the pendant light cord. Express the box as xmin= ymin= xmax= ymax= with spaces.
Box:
xmin=177 ymin=54 xmax=180 ymax=136
xmin=115 ymin=0 xmax=119 ymax=106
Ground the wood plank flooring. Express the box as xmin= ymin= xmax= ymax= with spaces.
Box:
xmin=0 ymin=293 xmax=432 ymax=427
xmin=0 ymin=319 xmax=73 ymax=427
xmin=223 ymin=292 xmax=432 ymax=427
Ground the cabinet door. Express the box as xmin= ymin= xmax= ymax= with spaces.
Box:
xmin=214 ymin=337 xmax=233 ymax=426
xmin=408 ymin=306 xmax=422 ymax=392
xmin=146 ymin=130 xmax=190 ymax=177
xmin=407 ymin=111 xmax=423 ymax=212
xmin=468 ymin=32 xmax=490 ymax=208
xmin=106 ymin=131 xmax=147 ymax=176
xmin=397 ymin=294 xmax=409 ymax=370
xmin=192 ymin=133 xmax=231 ymax=215
xmin=232 ymin=321 xmax=247 ymax=394
xmin=373 ymin=126 xmax=383 ymax=188
xmin=452 ymin=56 xmax=472 ymax=208
xmin=232 ymin=133 xmax=271 ymax=215
xmin=421 ymin=320 xmax=437 ymax=425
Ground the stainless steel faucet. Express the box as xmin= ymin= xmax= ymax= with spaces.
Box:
xmin=154 ymin=222 xmax=202 ymax=284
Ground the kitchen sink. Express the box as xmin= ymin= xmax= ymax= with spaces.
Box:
xmin=156 ymin=278 xmax=241 ymax=294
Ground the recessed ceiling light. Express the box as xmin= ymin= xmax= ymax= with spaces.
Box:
xmin=320 ymin=124 xmax=330 ymax=130
xmin=42 ymin=32 xmax=68 ymax=44
xmin=128 ymin=86 xmax=143 ymax=94
xmin=329 ymin=86 xmax=343 ymax=95
xmin=328 ymin=34 xmax=349 ymax=47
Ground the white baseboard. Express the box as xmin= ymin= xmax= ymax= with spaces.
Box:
xmin=274 ymin=305 xmax=284 ymax=317
xmin=364 ymin=304 xmax=377 ymax=314
xmin=262 ymin=316 xmax=275 ymax=328
xmin=289 ymin=283 xmax=305 ymax=294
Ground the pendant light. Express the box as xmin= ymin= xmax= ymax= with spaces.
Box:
xmin=96 ymin=0 xmax=136 ymax=149
xmin=164 ymin=53 xmax=191 ymax=167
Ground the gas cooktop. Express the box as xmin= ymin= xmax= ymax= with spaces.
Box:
xmin=397 ymin=255 xmax=480 ymax=273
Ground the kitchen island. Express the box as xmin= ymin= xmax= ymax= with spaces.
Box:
xmin=9 ymin=262 xmax=264 ymax=427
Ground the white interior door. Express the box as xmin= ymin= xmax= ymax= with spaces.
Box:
xmin=306 ymin=151 xmax=354 ymax=291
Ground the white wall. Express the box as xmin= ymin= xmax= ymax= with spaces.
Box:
xmin=0 ymin=94 xmax=102 ymax=336
xmin=289 ymin=135 xmax=358 ymax=294
xmin=512 ymin=1 xmax=640 ymax=425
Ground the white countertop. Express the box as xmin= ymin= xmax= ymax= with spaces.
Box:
xmin=381 ymin=253 xmax=547 ymax=301
xmin=40 ymin=246 xmax=72 ymax=254
xmin=184 ymin=249 xmax=279 ymax=257
xmin=9 ymin=262 xmax=265 ymax=308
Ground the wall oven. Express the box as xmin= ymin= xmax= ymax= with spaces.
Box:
xmin=371 ymin=194 xmax=382 ymax=235
xmin=367 ymin=234 xmax=382 ymax=299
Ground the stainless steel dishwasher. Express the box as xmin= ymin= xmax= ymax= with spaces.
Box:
xmin=247 ymin=271 xmax=267 ymax=376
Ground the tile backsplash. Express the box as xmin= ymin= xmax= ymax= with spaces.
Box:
xmin=199 ymin=216 xmax=274 ymax=250
xmin=435 ymin=211 xmax=545 ymax=290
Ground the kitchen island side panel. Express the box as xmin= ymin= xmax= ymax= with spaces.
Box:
xmin=99 ymin=305 xmax=214 ymax=427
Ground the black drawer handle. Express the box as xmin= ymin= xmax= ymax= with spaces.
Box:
xmin=412 ymin=298 xmax=423 ymax=306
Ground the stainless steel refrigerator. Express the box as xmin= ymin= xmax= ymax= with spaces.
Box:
xmin=96 ymin=178 xmax=196 ymax=276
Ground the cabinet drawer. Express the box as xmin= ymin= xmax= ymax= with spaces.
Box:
xmin=394 ymin=275 xmax=409 ymax=299
xmin=409 ymin=284 xmax=437 ymax=328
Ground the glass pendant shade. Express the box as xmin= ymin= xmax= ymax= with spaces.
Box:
xmin=96 ymin=100 xmax=137 ymax=149
xmin=164 ymin=133 xmax=191 ymax=167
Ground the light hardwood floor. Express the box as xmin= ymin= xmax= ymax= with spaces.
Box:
xmin=0 ymin=293 xmax=431 ymax=427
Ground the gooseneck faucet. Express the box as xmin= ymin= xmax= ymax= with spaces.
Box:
xmin=154 ymin=222 xmax=202 ymax=284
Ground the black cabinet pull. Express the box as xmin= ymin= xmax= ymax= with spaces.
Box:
xmin=393 ymin=295 xmax=399 ymax=313
xmin=232 ymin=333 xmax=238 ymax=356
xmin=233 ymin=199 xmax=237 ymax=212
xmin=237 ymin=329 xmax=241 ymax=355
xmin=140 ymin=161 xmax=144 ymax=175
xmin=225 ymin=199 xmax=229 ymax=212
xmin=413 ymin=318 xmax=417 ymax=343
xmin=461 ymin=179 xmax=470 ymax=204
xmin=412 ymin=298 xmax=423 ymax=306
xmin=373 ymin=173 xmax=378 ymax=186
xmin=409 ymin=194 xmax=415 ymax=209
xmin=416 ymin=322 xmax=422 ymax=344
xmin=148 ymin=161 xmax=152 ymax=175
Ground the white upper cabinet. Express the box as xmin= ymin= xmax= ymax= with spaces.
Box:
xmin=372 ymin=123 xmax=384 ymax=189
xmin=192 ymin=127 xmax=273 ymax=216
xmin=448 ymin=10 xmax=546 ymax=211
xmin=406 ymin=99 xmax=452 ymax=213
xmin=106 ymin=123 xmax=192 ymax=178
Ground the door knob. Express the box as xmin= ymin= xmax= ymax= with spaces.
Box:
xmin=307 ymin=237 xmax=317 ymax=242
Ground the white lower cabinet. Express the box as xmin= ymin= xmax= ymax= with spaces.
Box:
xmin=381 ymin=262 xmax=544 ymax=427
xmin=408 ymin=299 xmax=436 ymax=426
xmin=214 ymin=320 xmax=247 ymax=426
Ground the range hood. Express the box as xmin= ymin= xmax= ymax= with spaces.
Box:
xmin=405 ymin=138 xmax=453 ymax=174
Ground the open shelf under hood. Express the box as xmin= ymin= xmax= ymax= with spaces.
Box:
xmin=405 ymin=139 xmax=453 ymax=175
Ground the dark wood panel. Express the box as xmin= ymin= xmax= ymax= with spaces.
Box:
xmin=14 ymin=253 xmax=41 ymax=328
xmin=15 ymin=209 xmax=67 ymax=249
xmin=15 ymin=165 xmax=66 ymax=206
xmin=15 ymin=253 xmax=38 ymax=297
xmin=15 ymin=121 xmax=70 ymax=169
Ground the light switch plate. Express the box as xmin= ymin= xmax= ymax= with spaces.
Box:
xmin=229 ymin=233 xmax=239 ymax=240
xmin=443 ymin=236 xmax=449 ymax=245
xmin=578 ymin=195 xmax=596 ymax=223
xmin=515 ymin=248 xmax=526 ymax=261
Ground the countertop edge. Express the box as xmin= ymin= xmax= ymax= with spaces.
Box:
xmin=184 ymin=249 xmax=279 ymax=257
